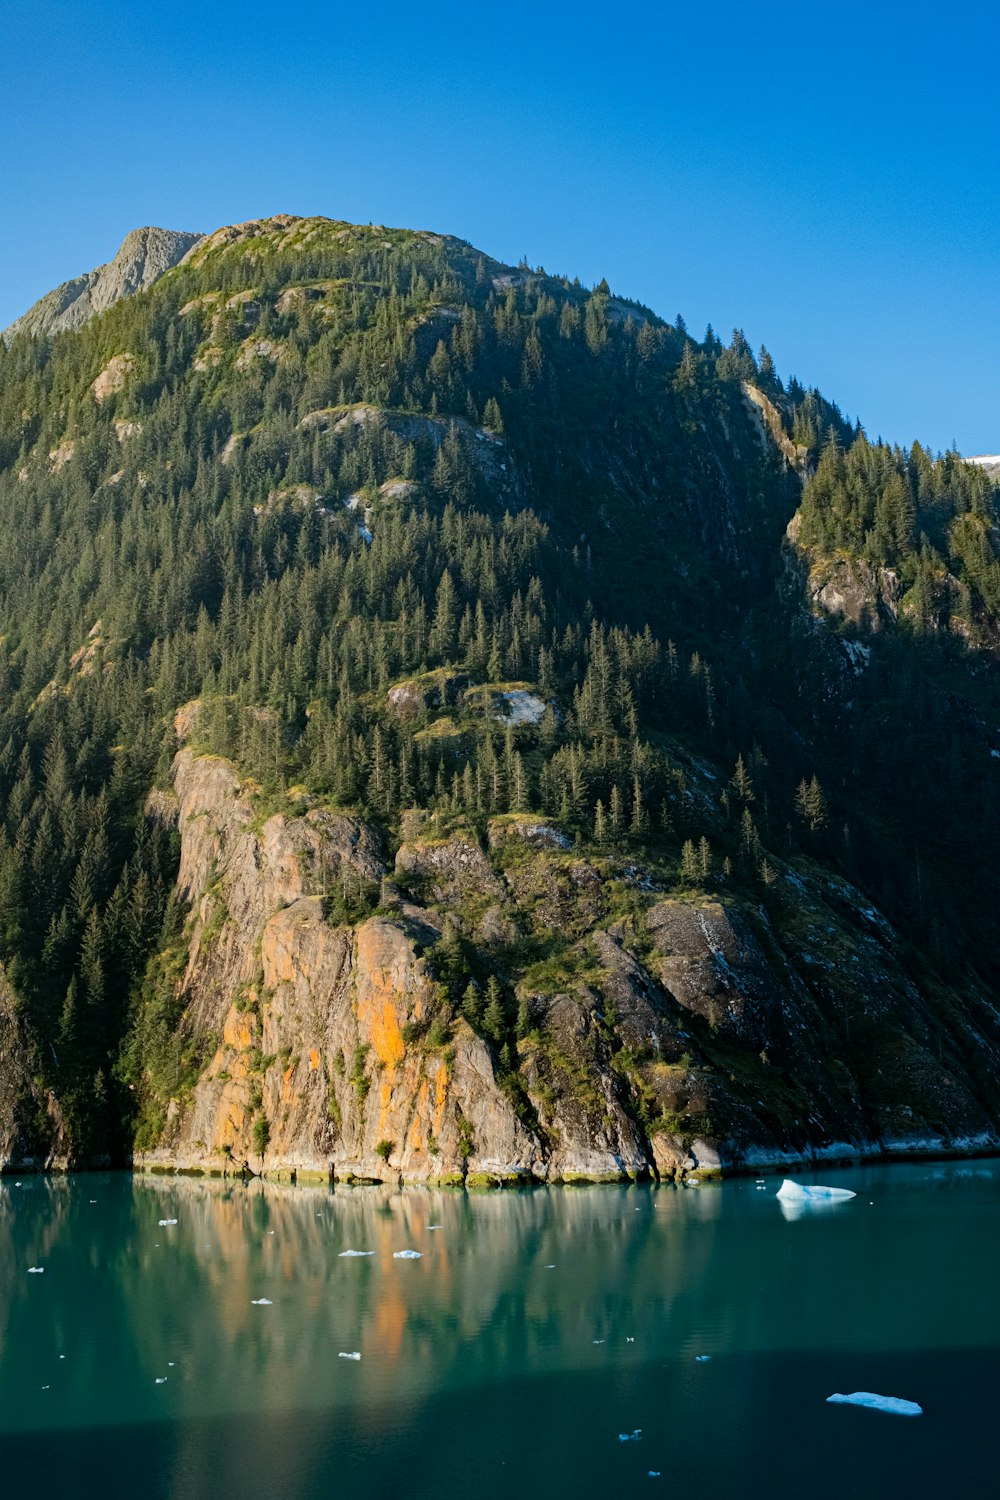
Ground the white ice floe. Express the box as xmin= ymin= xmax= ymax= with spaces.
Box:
xmin=158 ymin=1219 xmax=178 ymax=1226
xmin=27 ymin=1266 xmax=44 ymax=1274
xmin=428 ymin=1224 xmax=442 ymax=1230
xmin=250 ymin=1298 xmax=273 ymax=1306
xmin=827 ymin=1391 xmax=922 ymax=1417
xmin=695 ymin=1355 xmax=711 ymax=1362
xmin=593 ymin=1340 xmax=605 ymax=1345
xmin=338 ymin=1352 xmax=362 ymax=1361
xmin=155 ymin=1377 xmax=168 ymax=1385
xmin=776 ymin=1180 xmax=856 ymax=1202
xmin=618 ymin=1430 xmax=642 ymax=1442
xmin=338 ymin=1249 xmax=374 ymax=1258
xmin=393 ymin=1249 xmax=422 ymax=1260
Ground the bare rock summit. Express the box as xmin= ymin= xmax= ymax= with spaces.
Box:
xmin=3 ymin=225 xmax=204 ymax=342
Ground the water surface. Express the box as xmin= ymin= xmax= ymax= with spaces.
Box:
xmin=1 ymin=1160 xmax=996 ymax=1497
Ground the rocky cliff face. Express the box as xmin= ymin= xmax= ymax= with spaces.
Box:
xmin=131 ymin=745 xmax=1000 ymax=1183
xmin=2 ymin=226 xmax=203 ymax=342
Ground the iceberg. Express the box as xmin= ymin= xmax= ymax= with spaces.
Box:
xmin=250 ymin=1298 xmax=273 ymax=1305
xmin=827 ymin=1391 xmax=922 ymax=1417
xmin=338 ymin=1249 xmax=374 ymax=1258
xmin=393 ymin=1249 xmax=422 ymax=1260
xmin=158 ymin=1218 xmax=178 ymax=1226
xmin=338 ymin=1351 xmax=362 ymax=1361
xmin=776 ymin=1180 xmax=856 ymax=1202
xmin=27 ymin=1266 xmax=44 ymax=1274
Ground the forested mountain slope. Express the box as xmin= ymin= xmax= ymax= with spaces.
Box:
xmin=0 ymin=213 xmax=998 ymax=1179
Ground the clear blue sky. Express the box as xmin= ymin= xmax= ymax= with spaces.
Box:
xmin=2 ymin=0 xmax=997 ymax=453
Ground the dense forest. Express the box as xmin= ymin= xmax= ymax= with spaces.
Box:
xmin=0 ymin=215 xmax=998 ymax=1163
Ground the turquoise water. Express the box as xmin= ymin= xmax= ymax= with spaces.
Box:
xmin=1 ymin=1160 xmax=997 ymax=1497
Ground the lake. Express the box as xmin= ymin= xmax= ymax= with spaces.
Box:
xmin=0 ymin=1159 xmax=996 ymax=1498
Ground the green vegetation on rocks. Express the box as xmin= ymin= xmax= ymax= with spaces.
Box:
xmin=0 ymin=213 xmax=998 ymax=1169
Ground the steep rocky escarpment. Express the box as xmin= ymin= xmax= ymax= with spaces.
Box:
xmin=2 ymin=225 xmax=203 ymax=342
xmin=131 ymin=748 xmax=1000 ymax=1183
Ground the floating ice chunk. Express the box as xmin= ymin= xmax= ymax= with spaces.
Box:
xmin=250 ymin=1298 xmax=273 ymax=1306
xmin=593 ymin=1339 xmax=605 ymax=1345
xmin=393 ymin=1249 xmax=422 ymax=1259
xmin=617 ymin=1430 xmax=642 ymax=1442
xmin=827 ymin=1391 xmax=922 ymax=1417
xmin=428 ymin=1224 xmax=442 ymax=1230
xmin=543 ymin=1263 xmax=556 ymax=1269
xmin=777 ymin=1180 xmax=855 ymax=1202
xmin=626 ymin=1337 xmax=635 ymax=1343
xmin=158 ymin=1218 xmax=178 ymax=1226
xmin=168 ymin=1362 xmax=175 ymax=1367
xmin=41 ymin=1385 xmax=49 ymax=1390
xmin=339 ymin=1249 xmax=374 ymax=1258
xmin=155 ymin=1377 xmax=168 ymax=1385
xmin=695 ymin=1355 xmax=711 ymax=1362
xmin=27 ymin=1266 xmax=44 ymax=1274
xmin=338 ymin=1351 xmax=362 ymax=1361
xmin=58 ymin=1355 xmax=65 ymax=1360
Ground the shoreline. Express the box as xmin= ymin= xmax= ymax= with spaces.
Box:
xmin=5 ymin=1132 xmax=999 ymax=1186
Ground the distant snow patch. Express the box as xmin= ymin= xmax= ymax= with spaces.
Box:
xmin=497 ymin=689 xmax=546 ymax=725
xmin=841 ymin=640 xmax=871 ymax=674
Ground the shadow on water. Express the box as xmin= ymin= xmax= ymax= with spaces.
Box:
xmin=0 ymin=1161 xmax=998 ymax=1497
xmin=0 ymin=1346 xmax=997 ymax=1500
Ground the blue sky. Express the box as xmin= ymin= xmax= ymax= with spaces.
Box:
xmin=2 ymin=0 xmax=997 ymax=452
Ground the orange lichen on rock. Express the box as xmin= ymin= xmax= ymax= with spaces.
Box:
xmin=223 ymin=1007 xmax=253 ymax=1051
xmin=433 ymin=1061 xmax=449 ymax=1136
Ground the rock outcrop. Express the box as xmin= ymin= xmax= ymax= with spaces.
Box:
xmin=2 ymin=226 xmax=203 ymax=342
xmin=132 ymin=749 xmax=1000 ymax=1184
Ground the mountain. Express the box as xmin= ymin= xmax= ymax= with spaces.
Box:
xmin=1 ymin=225 xmax=203 ymax=343
xmin=1 ymin=213 xmax=999 ymax=1182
